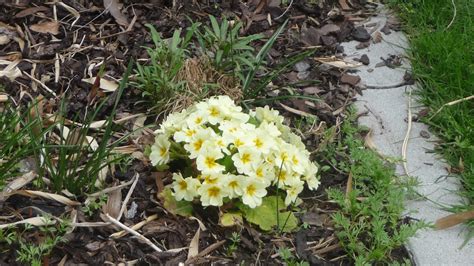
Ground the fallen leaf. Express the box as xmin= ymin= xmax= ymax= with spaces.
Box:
xmin=2 ymin=171 xmax=36 ymax=194
xmin=0 ymin=59 xmax=22 ymax=80
xmin=219 ymin=212 xmax=243 ymax=227
xmin=104 ymin=184 xmax=122 ymax=219
xmin=30 ymin=21 xmax=59 ymax=35
xmin=13 ymin=190 xmax=80 ymax=206
xmin=338 ymin=0 xmax=351 ymax=10
xmin=373 ymin=31 xmax=383 ymax=43
xmin=0 ymin=216 xmax=56 ymax=229
xmin=279 ymin=102 xmax=312 ymax=117
xmin=345 ymin=172 xmax=353 ymax=198
xmin=435 ymin=210 xmax=474 ymax=230
xmin=15 ymin=6 xmax=49 ymax=18
xmin=187 ymin=226 xmax=200 ymax=259
xmin=103 ymin=0 xmax=129 ymax=27
xmin=82 ymin=77 xmax=118 ymax=92
xmin=315 ymin=57 xmax=362 ymax=69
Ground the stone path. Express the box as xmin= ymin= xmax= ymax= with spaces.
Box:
xmin=341 ymin=5 xmax=474 ymax=265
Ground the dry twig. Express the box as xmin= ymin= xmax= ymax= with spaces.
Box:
xmin=428 ymin=95 xmax=474 ymax=120
xmin=105 ymin=213 xmax=163 ymax=252
xmin=402 ymin=88 xmax=412 ymax=175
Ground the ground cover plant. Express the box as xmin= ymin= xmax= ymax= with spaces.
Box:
xmin=0 ymin=1 xmax=422 ymax=264
xmin=388 ymin=0 xmax=474 ymax=238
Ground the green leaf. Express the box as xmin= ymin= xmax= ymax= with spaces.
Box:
xmin=160 ymin=187 xmax=193 ymax=217
xmin=220 ymin=212 xmax=243 ymax=227
xmin=239 ymin=196 xmax=299 ymax=232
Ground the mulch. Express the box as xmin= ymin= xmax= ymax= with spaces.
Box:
xmin=0 ymin=0 xmax=411 ymax=265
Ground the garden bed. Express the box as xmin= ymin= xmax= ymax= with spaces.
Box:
xmin=0 ymin=1 xmax=420 ymax=265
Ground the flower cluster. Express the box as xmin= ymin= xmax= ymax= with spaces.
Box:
xmin=150 ymin=96 xmax=319 ymax=208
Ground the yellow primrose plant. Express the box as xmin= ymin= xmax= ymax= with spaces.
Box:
xmin=150 ymin=96 xmax=319 ymax=231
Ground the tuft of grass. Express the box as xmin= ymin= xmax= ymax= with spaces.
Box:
xmin=326 ymin=107 xmax=426 ymax=265
xmin=387 ymin=0 xmax=474 ymax=237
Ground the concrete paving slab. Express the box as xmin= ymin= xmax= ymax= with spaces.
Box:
xmin=341 ymin=5 xmax=474 ymax=265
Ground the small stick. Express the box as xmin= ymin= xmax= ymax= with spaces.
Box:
xmin=445 ymin=0 xmax=457 ymax=30
xmin=428 ymin=95 xmax=474 ymax=121
xmin=402 ymin=88 xmax=412 ymax=175
xmin=116 ymin=173 xmax=139 ymax=221
xmin=105 ymin=213 xmax=162 ymax=252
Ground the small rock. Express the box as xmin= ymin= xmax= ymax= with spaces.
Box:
xmin=352 ymin=26 xmax=371 ymax=42
xmin=373 ymin=31 xmax=383 ymax=43
xmin=356 ymin=41 xmax=370 ymax=50
xmin=321 ymin=35 xmax=337 ymax=46
xmin=294 ymin=61 xmax=311 ymax=72
xmin=340 ymin=74 xmax=361 ymax=86
xmin=381 ymin=23 xmax=391 ymax=35
xmin=375 ymin=61 xmax=386 ymax=68
xmin=360 ymin=54 xmax=370 ymax=65
xmin=367 ymin=68 xmax=374 ymax=73
xmin=297 ymin=71 xmax=310 ymax=80
xmin=319 ymin=23 xmax=340 ymax=35
xmin=420 ymin=130 xmax=431 ymax=139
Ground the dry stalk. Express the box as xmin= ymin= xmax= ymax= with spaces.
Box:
xmin=402 ymin=88 xmax=412 ymax=175
xmin=428 ymin=94 xmax=474 ymax=121
xmin=105 ymin=213 xmax=163 ymax=252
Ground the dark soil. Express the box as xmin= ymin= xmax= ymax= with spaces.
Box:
xmin=0 ymin=0 xmax=412 ymax=265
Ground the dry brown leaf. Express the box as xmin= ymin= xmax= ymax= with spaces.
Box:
xmin=435 ymin=210 xmax=474 ymax=230
xmin=279 ymin=102 xmax=312 ymax=117
xmin=0 ymin=59 xmax=22 ymax=80
xmin=315 ymin=57 xmax=362 ymax=69
xmin=373 ymin=31 xmax=383 ymax=43
xmin=30 ymin=21 xmax=59 ymax=35
xmin=345 ymin=172 xmax=353 ymax=198
xmin=187 ymin=226 xmax=201 ymax=259
xmin=338 ymin=0 xmax=351 ymax=10
xmin=0 ymin=216 xmax=56 ymax=229
xmin=103 ymin=0 xmax=129 ymax=27
xmin=3 ymin=171 xmax=36 ymax=193
xmin=104 ymin=185 xmax=122 ymax=219
xmin=15 ymin=190 xmax=80 ymax=206
xmin=15 ymin=6 xmax=49 ymax=18
xmin=82 ymin=77 xmax=118 ymax=92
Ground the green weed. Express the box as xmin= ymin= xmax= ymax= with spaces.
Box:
xmin=326 ymin=107 xmax=426 ymax=265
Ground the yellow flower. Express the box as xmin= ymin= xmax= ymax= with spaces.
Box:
xmin=173 ymin=127 xmax=197 ymax=143
xmin=150 ymin=134 xmax=171 ymax=166
xmin=184 ymin=128 xmax=215 ymax=158
xmin=198 ymin=182 xmax=229 ymax=206
xmin=241 ymin=179 xmax=267 ymax=208
xmin=232 ymin=148 xmax=261 ymax=175
xmin=172 ymin=173 xmax=201 ymax=201
xmin=303 ymin=162 xmax=320 ymax=190
xmin=284 ymin=180 xmax=304 ymax=206
xmin=196 ymin=147 xmax=225 ymax=174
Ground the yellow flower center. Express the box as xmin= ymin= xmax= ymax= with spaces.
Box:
xmin=205 ymin=156 xmax=217 ymax=169
xmin=256 ymin=168 xmax=263 ymax=178
xmin=292 ymin=155 xmax=299 ymax=165
xmin=280 ymin=152 xmax=288 ymax=162
xmin=178 ymin=180 xmax=187 ymax=190
xmin=186 ymin=129 xmax=196 ymax=137
xmin=195 ymin=116 xmax=203 ymax=124
xmin=229 ymin=180 xmax=239 ymax=189
xmin=254 ymin=138 xmax=264 ymax=148
xmin=241 ymin=153 xmax=251 ymax=164
xmin=278 ymin=170 xmax=287 ymax=182
xmin=160 ymin=147 xmax=167 ymax=156
xmin=209 ymin=106 xmax=219 ymax=117
xmin=234 ymin=139 xmax=244 ymax=148
xmin=207 ymin=186 xmax=221 ymax=197
xmin=246 ymin=184 xmax=256 ymax=196
xmin=193 ymin=139 xmax=203 ymax=151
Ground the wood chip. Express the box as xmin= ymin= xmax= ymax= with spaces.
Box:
xmin=340 ymin=74 xmax=361 ymax=86
xmin=15 ymin=6 xmax=49 ymax=18
xmin=30 ymin=21 xmax=59 ymax=35
xmin=103 ymin=0 xmax=129 ymax=27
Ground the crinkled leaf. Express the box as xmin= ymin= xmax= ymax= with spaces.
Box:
xmin=219 ymin=212 xmax=243 ymax=227
xmin=239 ymin=196 xmax=298 ymax=232
xmin=159 ymin=187 xmax=193 ymax=217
